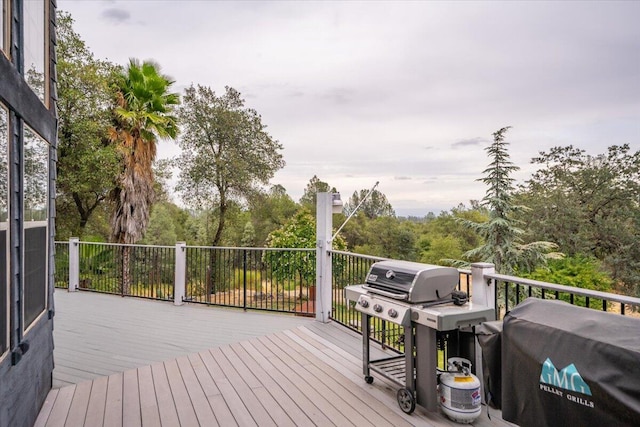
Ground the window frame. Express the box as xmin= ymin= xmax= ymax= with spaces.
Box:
xmin=0 ymin=103 xmax=7 ymax=361
xmin=0 ymin=0 xmax=8 ymax=57
xmin=21 ymin=123 xmax=49 ymax=334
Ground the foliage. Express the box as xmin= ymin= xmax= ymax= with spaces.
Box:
xmin=266 ymin=209 xmax=346 ymax=292
xmin=344 ymin=188 xmax=395 ymax=219
xmin=175 ymin=85 xmax=285 ymax=246
xmin=353 ymin=216 xmax=417 ymax=260
xmin=246 ymin=185 xmax=299 ymax=246
xmin=517 ymin=144 xmax=640 ymax=295
xmin=299 ymin=175 xmax=337 ymax=213
xmin=109 ymin=59 xmax=179 ymax=244
xmin=524 ymin=256 xmax=612 ymax=293
xmin=416 ymin=204 xmax=487 ymax=265
xmin=458 ymin=127 xmax=560 ymax=274
xmin=419 ymin=234 xmax=463 ymax=265
xmin=55 ymin=11 xmax=121 ymax=238
xmin=141 ymin=203 xmax=178 ymax=245
xmin=521 ymin=256 xmax=613 ymax=309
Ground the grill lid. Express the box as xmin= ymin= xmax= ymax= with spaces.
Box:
xmin=364 ymin=260 xmax=459 ymax=303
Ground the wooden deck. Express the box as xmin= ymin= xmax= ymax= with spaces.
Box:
xmin=38 ymin=291 xmax=513 ymax=426
xmin=52 ymin=290 xmax=313 ymax=388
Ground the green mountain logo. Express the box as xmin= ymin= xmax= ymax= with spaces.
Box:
xmin=540 ymin=358 xmax=592 ymax=396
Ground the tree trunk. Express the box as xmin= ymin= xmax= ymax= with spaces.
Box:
xmin=121 ymin=245 xmax=131 ymax=295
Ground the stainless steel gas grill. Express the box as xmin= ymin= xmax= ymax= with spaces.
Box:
xmin=345 ymin=260 xmax=494 ymax=414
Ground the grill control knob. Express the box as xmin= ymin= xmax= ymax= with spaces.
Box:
xmin=359 ymin=299 xmax=369 ymax=308
xmin=373 ymin=304 xmax=383 ymax=313
xmin=388 ymin=308 xmax=398 ymax=318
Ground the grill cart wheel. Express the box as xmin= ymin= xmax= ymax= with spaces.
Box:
xmin=397 ymin=388 xmax=416 ymax=414
xmin=364 ymin=375 xmax=374 ymax=384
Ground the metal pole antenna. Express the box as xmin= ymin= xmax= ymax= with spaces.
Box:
xmin=331 ymin=181 xmax=379 ymax=242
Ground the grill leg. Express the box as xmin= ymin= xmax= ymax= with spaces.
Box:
xmin=362 ymin=312 xmax=370 ymax=378
xmin=404 ymin=324 xmax=415 ymax=392
xmin=415 ymin=324 xmax=438 ymax=411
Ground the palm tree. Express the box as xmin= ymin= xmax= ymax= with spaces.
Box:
xmin=109 ymin=59 xmax=179 ymax=294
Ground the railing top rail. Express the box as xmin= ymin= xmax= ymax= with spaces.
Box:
xmin=72 ymin=241 xmax=175 ymax=249
xmin=185 ymin=245 xmax=315 ymax=252
xmin=329 ymin=250 xmax=388 ymax=261
xmin=487 ymin=272 xmax=640 ymax=307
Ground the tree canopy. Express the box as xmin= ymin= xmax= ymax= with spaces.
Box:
xmin=55 ymin=11 xmax=120 ymax=238
xmin=517 ymin=143 xmax=640 ymax=293
xmin=344 ymin=188 xmax=395 ymax=219
xmin=110 ymin=59 xmax=179 ymax=245
xmin=299 ymin=175 xmax=337 ymax=213
xmin=175 ymin=85 xmax=285 ymax=246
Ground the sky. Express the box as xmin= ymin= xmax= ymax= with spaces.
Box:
xmin=57 ymin=1 xmax=639 ymax=216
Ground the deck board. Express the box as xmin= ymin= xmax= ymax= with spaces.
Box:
xmin=103 ymin=373 xmax=123 ymax=427
xmin=122 ymin=369 xmax=141 ymax=427
xmin=137 ymin=365 xmax=161 ymax=427
xmin=84 ymin=375 xmax=108 ymax=427
xmin=41 ymin=291 xmax=515 ymax=427
xmin=174 ymin=355 xmax=219 ymax=426
xmin=149 ymin=362 xmax=180 ymax=427
xmin=187 ymin=352 xmax=238 ymax=427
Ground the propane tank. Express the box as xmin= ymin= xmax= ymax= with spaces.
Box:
xmin=438 ymin=357 xmax=482 ymax=424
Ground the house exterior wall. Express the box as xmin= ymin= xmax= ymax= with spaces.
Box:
xmin=0 ymin=1 xmax=57 ymax=426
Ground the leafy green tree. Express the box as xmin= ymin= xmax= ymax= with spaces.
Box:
xmin=247 ymin=185 xmax=299 ymax=246
xmin=459 ymin=127 xmax=559 ymax=274
xmin=299 ymin=175 xmax=336 ymax=213
xmin=419 ymin=234 xmax=463 ymax=265
xmin=266 ymin=209 xmax=346 ymax=298
xmin=55 ymin=11 xmax=120 ymax=238
xmin=344 ymin=188 xmax=395 ymax=219
xmin=175 ymin=85 xmax=284 ymax=246
xmin=141 ymin=203 xmax=177 ymax=245
xmin=109 ymin=59 xmax=179 ymax=293
xmin=523 ymin=256 xmax=613 ymax=309
xmin=354 ymin=216 xmax=418 ymax=260
xmin=241 ymin=221 xmax=256 ymax=247
xmin=518 ymin=144 xmax=640 ymax=294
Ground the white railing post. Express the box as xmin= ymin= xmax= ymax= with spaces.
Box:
xmin=316 ymin=193 xmax=333 ymax=322
xmin=471 ymin=262 xmax=496 ymax=309
xmin=174 ymin=242 xmax=187 ymax=306
xmin=68 ymin=237 xmax=80 ymax=292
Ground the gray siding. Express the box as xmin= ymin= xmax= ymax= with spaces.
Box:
xmin=0 ymin=0 xmax=58 ymax=426
xmin=0 ymin=315 xmax=54 ymax=427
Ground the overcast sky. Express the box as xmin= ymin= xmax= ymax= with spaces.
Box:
xmin=57 ymin=0 xmax=639 ymax=216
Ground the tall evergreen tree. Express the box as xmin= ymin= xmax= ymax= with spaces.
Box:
xmin=460 ymin=127 xmax=559 ymax=274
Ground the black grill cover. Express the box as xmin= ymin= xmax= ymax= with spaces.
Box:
xmin=502 ymin=298 xmax=640 ymax=427
xmin=476 ymin=320 xmax=503 ymax=409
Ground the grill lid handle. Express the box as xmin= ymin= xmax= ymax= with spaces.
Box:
xmin=362 ymin=285 xmax=409 ymax=301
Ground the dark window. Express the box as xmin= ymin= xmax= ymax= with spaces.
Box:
xmin=23 ymin=125 xmax=48 ymax=329
xmin=1 ymin=229 xmax=7 ymax=355
xmin=23 ymin=0 xmax=46 ymax=103
xmin=23 ymin=226 xmax=46 ymax=328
